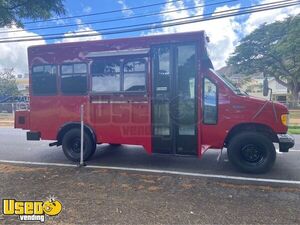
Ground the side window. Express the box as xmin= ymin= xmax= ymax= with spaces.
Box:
xmin=61 ymin=63 xmax=87 ymax=95
xmin=123 ymin=59 xmax=146 ymax=92
xmin=32 ymin=65 xmax=57 ymax=95
xmin=91 ymin=60 xmax=121 ymax=92
xmin=203 ymin=78 xmax=217 ymax=124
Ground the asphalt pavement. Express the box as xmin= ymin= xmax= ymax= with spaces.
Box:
xmin=0 ymin=128 xmax=299 ymax=182
xmin=0 ymin=128 xmax=300 ymax=224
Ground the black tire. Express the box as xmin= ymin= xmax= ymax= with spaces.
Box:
xmin=62 ymin=128 xmax=96 ymax=162
xmin=227 ymin=132 xmax=276 ymax=174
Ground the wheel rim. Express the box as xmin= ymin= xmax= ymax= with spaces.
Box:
xmin=69 ymin=137 xmax=83 ymax=154
xmin=240 ymin=144 xmax=265 ymax=164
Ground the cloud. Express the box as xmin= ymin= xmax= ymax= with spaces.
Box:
xmin=243 ymin=0 xmax=300 ymax=34
xmin=54 ymin=19 xmax=66 ymax=25
xmin=83 ymin=6 xmax=92 ymax=14
xmin=147 ymin=0 xmax=241 ymax=69
xmin=146 ymin=0 xmax=300 ymax=69
xmin=57 ymin=19 xmax=102 ymax=43
xmin=0 ymin=0 xmax=298 ymax=75
xmin=117 ymin=0 xmax=134 ymax=17
xmin=204 ymin=5 xmax=241 ymax=69
xmin=0 ymin=26 xmax=46 ymax=74
xmin=59 ymin=27 xmax=102 ymax=43
xmin=0 ymin=20 xmax=101 ymax=74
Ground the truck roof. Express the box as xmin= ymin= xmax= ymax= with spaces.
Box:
xmin=28 ymin=31 xmax=207 ymax=65
xmin=28 ymin=30 xmax=206 ymax=50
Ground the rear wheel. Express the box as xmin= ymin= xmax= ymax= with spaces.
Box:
xmin=227 ymin=132 xmax=276 ymax=173
xmin=62 ymin=128 xmax=96 ymax=162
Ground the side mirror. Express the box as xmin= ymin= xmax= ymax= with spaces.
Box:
xmin=263 ymin=78 xmax=269 ymax=96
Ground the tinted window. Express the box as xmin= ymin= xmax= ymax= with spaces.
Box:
xmin=155 ymin=47 xmax=170 ymax=94
xmin=91 ymin=60 xmax=121 ymax=92
xmin=177 ymin=45 xmax=196 ymax=135
xmin=61 ymin=63 xmax=87 ymax=95
xmin=32 ymin=65 xmax=57 ymax=95
xmin=158 ymin=48 xmax=170 ymax=75
xmin=123 ymin=59 xmax=146 ymax=92
xmin=203 ymin=78 xmax=217 ymax=124
xmin=178 ymin=45 xmax=196 ymax=99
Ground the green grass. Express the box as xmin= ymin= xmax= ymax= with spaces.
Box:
xmin=288 ymin=125 xmax=300 ymax=135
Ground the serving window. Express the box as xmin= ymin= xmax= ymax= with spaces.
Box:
xmin=123 ymin=59 xmax=146 ymax=92
xmin=91 ymin=57 xmax=147 ymax=93
xmin=91 ymin=60 xmax=121 ymax=92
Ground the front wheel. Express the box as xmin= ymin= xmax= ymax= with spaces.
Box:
xmin=62 ymin=128 xmax=96 ymax=162
xmin=227 ymin=132 xmax=276 ymax=174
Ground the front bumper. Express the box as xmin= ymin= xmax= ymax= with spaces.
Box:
xmin=277 ymin=134 xmax=295 ymax=152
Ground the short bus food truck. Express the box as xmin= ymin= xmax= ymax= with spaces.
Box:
xmin=15 ymin=31 xmax=294 ymax=173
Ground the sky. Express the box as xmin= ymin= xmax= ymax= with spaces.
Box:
xmin=0 ymin=0 xmax=299 ymax=74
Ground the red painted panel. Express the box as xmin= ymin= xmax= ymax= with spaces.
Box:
xmin=89 ymin=94 xmax=152 ymax=153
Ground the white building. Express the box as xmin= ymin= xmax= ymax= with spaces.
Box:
xmin=242 ymin=78 xmax=288 ymax=104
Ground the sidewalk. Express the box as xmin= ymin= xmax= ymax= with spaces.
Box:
xmin=0 ymin=163 xmax=299 ymax=224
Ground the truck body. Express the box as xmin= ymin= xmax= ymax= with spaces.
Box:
xmin=15 ymin=31 xmax=294 ymax=173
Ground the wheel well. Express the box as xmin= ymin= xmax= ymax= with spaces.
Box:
xmin=57 ymin=123 xmax=96 ymax=145
xmin=224 ymin=123 xmax=278 ymax=147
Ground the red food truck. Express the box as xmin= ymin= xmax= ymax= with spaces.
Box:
xmin=14 ymin=31 xmax=294 ymax=173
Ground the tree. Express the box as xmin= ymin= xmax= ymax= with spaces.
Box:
xmin=0 ymin=0 xmax=66 ymax=27
xmin=228 ymin=15 xmax=300 ymax=106
xmin=0 ymin=68 xmax=20 ymax=97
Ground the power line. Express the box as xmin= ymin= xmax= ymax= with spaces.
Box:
xmin=0 ymin=0 xmax=296 ymax=41
xmin=1 ymin=0 xmax=297 ymax=42
xmin=23 ymin=0 xmax=185 ymax=25
xmin=0 ymin=0 xmax=239 ymax=34
xmin=0 ymin=1 xmax=298 ymax=44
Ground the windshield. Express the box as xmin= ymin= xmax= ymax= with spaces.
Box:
xmin=212 ymin=70 xmax=248 ymax=96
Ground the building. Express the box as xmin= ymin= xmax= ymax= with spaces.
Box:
xmin=16 ymin=73 xmax=29 ymax=95
xmin=242 ymin=77 xmax=288 ymax=104
xmin=217 ymin=66 xmax=289 ymax=105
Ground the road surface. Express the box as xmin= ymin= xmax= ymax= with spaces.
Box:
xmin=0 ymin=128 xmax=300 ymax=224
xmin=0 ymin=128 xmax=299 ymax=181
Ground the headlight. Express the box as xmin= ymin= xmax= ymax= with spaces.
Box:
xmin=281 ymin=114 xmax=289 ymax=126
